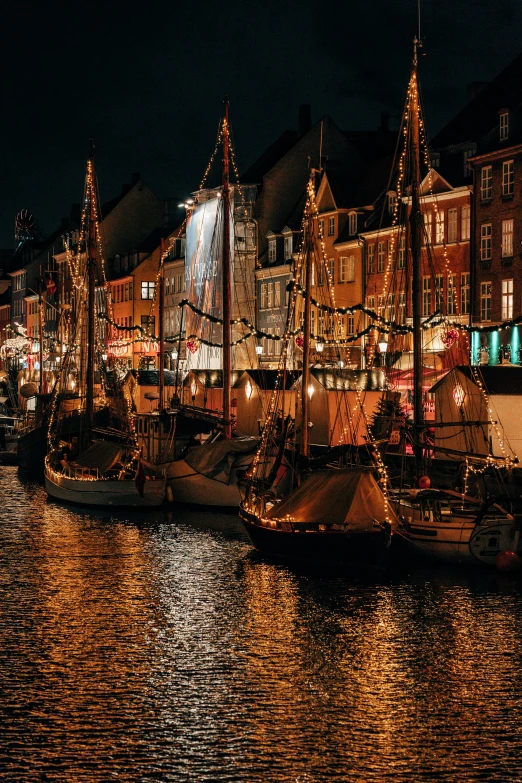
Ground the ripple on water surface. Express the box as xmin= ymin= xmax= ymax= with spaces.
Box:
xmin=1 ymin=467 xmax=522 ymax=782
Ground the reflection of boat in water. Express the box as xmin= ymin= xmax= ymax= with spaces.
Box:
xmin=44 ymin=144 xmax=165 ymax=508
xmin=392 ymin=488 xmax=518 ymax=566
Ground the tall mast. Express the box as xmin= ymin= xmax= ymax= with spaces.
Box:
xmin=409 ymin=39 xmax=424 ymax=475
xmin=301 ymin=181 xmax=313 ymax=459
xmin=222 ymin=96 xmax=232 ymax=439
xmin=158 ymin=237 xmax=165 ymax=410
xmin=38 ymin=285 xmax=44 ymax=393
xmin=85 ymin=139 xmax=97 ymax=432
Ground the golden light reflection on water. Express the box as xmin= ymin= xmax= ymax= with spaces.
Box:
xmin=1 ymin=469 xmax=522 ymax=781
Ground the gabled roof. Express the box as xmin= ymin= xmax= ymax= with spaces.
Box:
xmin=233 ymin=369 xmax=300 ymax=390
xmin=430 ymin=365 xmax=522 ymax=396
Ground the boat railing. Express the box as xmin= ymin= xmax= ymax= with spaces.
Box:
xmin=61 ymin=464 xmax=101 ymax=481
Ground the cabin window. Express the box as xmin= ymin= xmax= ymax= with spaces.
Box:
xmin=500 ymin=111 xmax=509 ymax=141
xmin=502 ymin=160 xmax=514 ymax=196
xmin=480 ymin=282 xmax=492 ymax=322
xmin=502 ymin=279 xmax=513 ymax=319
xmin=141 ymin=282 xmax=155 ymax=300
xmin=480 ymin=224 xmax=492 ymax=261
xmin=502 ymin=219 xmax=514 ymax=257
xmin=461 ymin=206 xmax=470 ymax=241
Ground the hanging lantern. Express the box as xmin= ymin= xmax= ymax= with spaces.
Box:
xmin=187 ymin=339 xmax=199 ymax=354
xmin=295 ymin=335 xmax=304 ymax=348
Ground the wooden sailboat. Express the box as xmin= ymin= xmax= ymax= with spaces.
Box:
xmin=239 ymin=174 xmax=395 ymax=565
xmin=388 ymin=40 xmax=518 ymax=565
xmin=164 ymin=97 xmax=259 ymax=508
xmin=44 ymin=143 xmax=166 ymax=508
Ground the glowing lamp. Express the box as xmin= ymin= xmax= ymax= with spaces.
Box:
xmin=246 ymin=380 xmax=253 ymax=399
xmin=338 ymin=360 xmax=345 ymax=369
xmin=101 ymin=353 xmax=108 ymax=362
xmin=316 ymin=342 xmax=324 ymax=353
xmin=378 ymin=338 xmax=388 ymax=353
xmin=255 ymin=345 xmax=263 ymax=355
xmin=307 ymin=384 xmax=314 ymax=399
xmin=171 ymin=350 xmax=178 ymax=360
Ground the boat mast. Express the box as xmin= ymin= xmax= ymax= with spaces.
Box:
xmin=222 ymin=96 xmax=232 ymax=439
xmin=159 ymin=237 xmax=165 ymax=410
xmin=301 ymin=181 xmax=313 ymax=459
xmin=85 ymin=139 xmax=97 ymax=433
xmin=409 ymin=39 xmax=424 ymax=475
xmin=38 ymin=286 xmax=44 ymax=393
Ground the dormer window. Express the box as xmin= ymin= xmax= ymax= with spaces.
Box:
xmin=328 ymin=216 xmax=335 ymax=236
xmin=348 ymin=212 xmax=357 ymax=236
xmin=387 ymin=192 xmax=397 ymax=216
xmin=500 ymin=110 xmax=509 ymax=141
xmin=430 ymin=152 xmax=440 ymax=169
xmin=284 ymin=234 xmax=293 ymax=259
xmin=268 ymin=238 xmax=276 ymax=263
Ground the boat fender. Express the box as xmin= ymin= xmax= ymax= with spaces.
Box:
xmin=496 ymin=551 xmax=520 ymax=572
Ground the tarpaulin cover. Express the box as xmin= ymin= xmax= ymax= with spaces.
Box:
xmin=184 ymin=437 xmax=259 ymax=484
xmin=266 ymin=468 xmax=398 ymax=532
xmin=76 ymin=441 xmax=122 ymax=473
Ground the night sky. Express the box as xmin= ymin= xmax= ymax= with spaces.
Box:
xmin=3 ymin=0 xmax=522 ymax=248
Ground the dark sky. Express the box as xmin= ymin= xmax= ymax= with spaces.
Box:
xmin=2 ymin=0 xmax=522 ymax=248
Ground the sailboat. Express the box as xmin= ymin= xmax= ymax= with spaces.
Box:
xmin=383 ymin=40 xmax=518 ymax=566
xmin=239 ymin=173 xmax=396 ymax=565
xmin=44 ymin=143 xmax=166 ymax=508
xmin=163 ymin=98 xmax=259 ymax=508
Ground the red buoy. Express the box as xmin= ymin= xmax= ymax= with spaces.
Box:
xmin=418 ymin=475 xmax=431 ymax=489
xmin=496 ymin=551 xmax=521 ymax=572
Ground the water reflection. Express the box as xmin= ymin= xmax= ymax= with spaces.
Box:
xmin=1 ymin=468 xmax=522 ymax=781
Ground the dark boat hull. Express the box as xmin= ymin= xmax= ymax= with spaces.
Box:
xmin=240 ymin=509 xmax=391 ymax=566
xmin=17 ymin=424 xmax=47 ymax=475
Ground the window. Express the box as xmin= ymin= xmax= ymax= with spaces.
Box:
xmin=398 ymin=236 xmax=406 ymax=269
xmin=284 ymin=235 xmax=293 ymax=259
xmin=260 ymin=282 xmax=268 ymax=309
xmin=267 ymin=282 xmax=274 ymax=308
xmin=387 ymin=192 xmax=397 ymax=215
xmin=424 ymin=212 xmax=432 ymax=245
xmin=480 ymin=223 xmax=492 ymax=260
xmin=165 ymin=278 xmax=170 ymax=296
xmin=177 ymin=274 xmax=184 ymax=293
xmin=141 ymin=315 xmax=156 ymax=334
xmin=500 ymin=111 xmax=509 ymax=141
xmin=310 ymin=263 xmax=315 ymax=288
xmin=447 ymin=209 xmax=457 ymax=243
xmin=502 ymin=219 xmax=514 ymax=257
xmin=348 ymin=212 xmax=357 ymax=235
xmin=367 ymin=244 xmax=375 ymax=274
xmin=423 ymin=277 xmax=431 ymax=317
xmin=480 ymin=282 xmax=492 ymax=322
xmin=377 ymin=242 xmax=386 ymax=273
xmin=318 ymin=220 xmax=324 ymax=238
xmin=339 ymin=256 xmax=355 ymax=283
xmin=367 ymin=295 xmax=375 ymax=313
xmin=435 ymin=211 xmax=445 ymax=244
xmin=377 ymin=295 xmax=385 ymax=319
xmin=463 ymin=148 xmax=475 ymax=175
xmin=328 ymin=216 xmax=335 ymax=236
xmin=502 ymin=160 xmax=514 ymax=196
xmin=268 ymin=239 xmax=276 ymax=263
xmin=502 ymin=279 xmax=513 ymax=319
xmin=346 ymin=315 xmax=355 ymax=335
xmin=328 ymin=258 xmax=335 ymax=281
xmin=274 ymin=327 xmax=282 ymax=355
xmin=447 ymin=274 xmax=456 ymax=315
xmin=435 ymin=275 xmax=444 ymax=311
xmin=141 ymin=282 xmax=155 ymax=299
xmin=274 ymin=281 xmax=281 ymax=307
xmin=386 ymin=294 xmax=395 ymax=322
xmin=461 ymin=273 xmax=470 ymax=315
xmin=398 ymin=291 xmax=406 ymax=322
xmin=480 ymin=166 xmax=492 ymax=200
xmin=461 ymin=206 xmax=470 ymax=241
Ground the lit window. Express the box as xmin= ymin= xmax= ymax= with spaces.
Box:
xmin=267 ymin=282 xmax=274 ymax=308
xmin=461 ymin=206 xmax=470 ymax=241
xmin=339 ymin=256 xmax=355 ymax=283
xmin=274 ymin=281 xmax=281 ymax=307
xmin=268 ymin=239 xmax=276 ymax=263
xmin=348 ymin=212 xmax=357 ymax=235
xmin=367 ymin=295 xmax=375 ymax=312
xmin=398 ymin=236 xmax=406 ymax=269
xmin=260 ymin=282 xmax=268 ymax=309
xmin=500 ymin=111 xmax=509 ymax=141
xmin=502 ymin=219 xmax=514 ymax=257
xmin=502 ymin=160 xmax=514 ymax=196
xmin=387 ymin=192 xmax=397 ymax=215
xmin=398 ymin=291 xmax=406 ymax=322
xmin=367 ymin=244 xmax=375 ymax=274
xmin=328 ymin=216 xmax=335 ymax=236
xmin=480 ymin=224 xmax=492 ymax=261
xmin=435 ymin=275 xmax=444 ymax=311
xmin=447 ymin=209 xmax=457 ymax=243
xmin=377 ymin=242 xmax=386 ymax=273
xmin=461 ymin=273 xmax=470 ymax=315
xmin=424 ymin=212 xmax=432 ymax=245
xmin=328 ymin=258 xmax=335 ymax=280
xmin=435 ymin=212 xmax=445 ymax=244
xmin=318 ymin=220 xmax=324 ymax=238
xmin=141 ymin=282 xmax=155 ymax=299
xmin=141 ymin=315 xmax=155 ymax=334
xmin=447 ymin=274 xmax=456 ymax=315
xmin=480 ymin=282 xmax=492 ymax=322
xmin=346 ymin=315 xmax=355 ymax=335
xmin=423 ymin=277 xmax=431 ymax=317
xmin=502 ymin=279 xmax=513 ymax=319
xmin=480 ymin=166 xmax=492 ymax=200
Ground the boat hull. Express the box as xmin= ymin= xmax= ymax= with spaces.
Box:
xmin=45 ymin=468 xmax=166 ymax=508
xmin=240 ymin=509 xmax=391 ymax=566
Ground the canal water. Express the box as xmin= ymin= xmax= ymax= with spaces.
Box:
xmin=2 ymin=467 xmax=522 ymax=782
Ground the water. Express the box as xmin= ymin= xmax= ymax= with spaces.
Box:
xmin=1 ymin=468 xmax=522 ymax=782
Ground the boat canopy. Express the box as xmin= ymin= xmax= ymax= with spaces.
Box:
xmin=185 ymin=436 xmax=259 ymax=484
xmin=266 ymin=468 xmax=398 ymax=531
xmin=76 ymin=441 xmax=123 ymax=473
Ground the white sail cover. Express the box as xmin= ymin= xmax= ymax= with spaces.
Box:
xmin=266 ymin=469 xmax=398 ymax=532
xmin=184 ymin=437 xmax=259 ymax=483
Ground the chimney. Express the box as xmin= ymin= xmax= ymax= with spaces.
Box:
xmin=298 ymin=104 xmax=311 ymax=138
